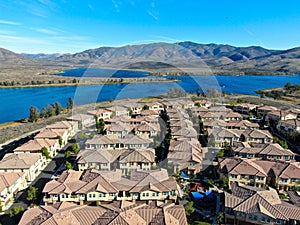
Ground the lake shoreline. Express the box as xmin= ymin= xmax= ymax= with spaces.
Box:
xmin=0 ymin=78 xmax=178 ymax=89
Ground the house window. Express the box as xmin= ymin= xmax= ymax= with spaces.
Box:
xmin=280 ymin=178 xmax=288 ymax=183
xmin=109 ymin=193 xmax=115 ymax=197
xmin=102 ymin=163 xmax=108 ymax=167
xmin=291 ymin=178 xmax=297 ymax=183
xmin=61 ymin=194 xmax=65 ymax=198
xmin=89 ymin=194 xmax=92 ymax=198
xmin=152 ymin=193 xmax=156 ymax=196
xmin=142 ymin=193 xmax=145 ymax=197
xmin=249 ymin=175 xmax=254 ymax=179
xmin=80 ymin=194 xmax=85 ymax=198
xmin=146 ymin=193 xmax=149 ymax=197
xmin=163 ymin=192 xmax=168 ymax=196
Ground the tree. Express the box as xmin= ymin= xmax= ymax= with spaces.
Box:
xmin=221 ymin=176 xmax=229 ymax=190
xmin=95 ymin=116 xmax=105 ymax=134
xmin=196 ymin=86 xmax=201 ymax=97
xmin=41 ymin=147 xmax=50 ymax=159
xmin=65 ymin=150 xmax=72 ymax=158
xmin=52 ymin=102 xmax=62 ymax=115
xmin=67 ymin=97 xmax=74 ymax=109
xmin=57 ymin=135 xmax=63 ymax=147
xmin=65 ymin=161 xmax=72 ymax=170
xmin=184 ymin=201 xmax=194 ymax=216
xmin=284 ymin=82 xmax=293 ymax=90
xmin=41 ymin=107 xmax=48 ymax=118
xmin=27 ymin=186 xmax=38 ymax=201
xmin=71 ymin=143 xmax=80 ymax=154
xmin=29 ymin=106 xmax=40 ymax=122
xmin=46 ymin=104 xmax=56 ymax=117
xmin=217 ymin=149 xmax=224 ymax=158
xmin=143 ymin=104 xmax=149 ymax=110
xmin=9 ymin=206 xmax=25 ymax=218
xmin=217 ymin=212 xmax=225 ymax=225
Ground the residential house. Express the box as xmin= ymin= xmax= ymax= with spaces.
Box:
xmin=127 ymin=103 xmax=144 ymax=114
xmin=43 ymin=169 xmax=178 ymax=205
xmin=224 ymin=182 xmax=300 ymax=225
xmin=19 ymin=201 xmax=188 ymax=225
xmin=194 ymin=99 xmax=212 ymax=108
xmin=134 ymin=123 xmax=160 ymax=139
xmin=277 ymin=118 xmax=300 ymax=136
xmin=168 ymin=139 xmax=203 ymax=174
xmin=232 ymin=143 xmax=296 ymax=161
xmin=147 ymin=101 xmax=164 ymax=111
xmin=67 ymin=113 xmax=94 ymax=128
xmin=219 ymin=157 xmax=300 ymax=191
xmin=233 ymin=103 xmax=258 ymax=114
xmin=0 ymin=153 xmax=47 ymax=182
xmin=46 ymin=120 xmax=78 ymax=138
xmin=87 ymin=108 xmax=112 ymax=120
xmin=0 ymin=172 xmax=27 ymax=211
xmin=266 ymin=110 xmax=297 ymax=122
xmin=85 ymin=134 xmax=152 ymax=150
xmin=118 ymin=149 xmax=156 ymax=175
xmin=34 ymin=128 xmax=69 ymax=146
xmin=221 ymin=112 xmax=243 ymax=122
xmin=105 ymin=123 xmax=133 ymax=138
xmin=106 ymin=106 xmax=129 ymax=117
xmin=257 ymin=105 xmax=278 ymax=117
xmin=76 ymin=148 xmax=156 ymax=175
xmin=14 ymin=139 xmax=59 ymax=158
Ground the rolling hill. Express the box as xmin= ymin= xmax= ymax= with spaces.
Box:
xmin=2 ymin=41 xmax=300 ymax=75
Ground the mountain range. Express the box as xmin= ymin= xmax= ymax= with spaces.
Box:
xmin=1 ymin=41 xmax=300 ymax=75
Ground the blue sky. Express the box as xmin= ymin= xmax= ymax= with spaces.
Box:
xmin=0 ymin=0 xmax=300 ymax=53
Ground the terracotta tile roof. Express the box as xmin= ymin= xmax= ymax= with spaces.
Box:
xmin=43 ymin=169 xmax=176 ymax=196
xmin=19 ymin=202 xmax=107 ymax=225
xmin=226 ymin=182 xmax=300 ymax=221
xmin=67 ymin=114 xmax=93 ymax=121
xmin=46 ymin=120 xmax=76 ymax=129
xmin=35 ymin=128 xmax=66 ymax=139
xmin=85 ymin=134 xmax=119 ymax=145
xmin=119 ymin=149 xmax=155 ymax=163
xmin=106 ymin=106 xmax=129 ymax=112
xmin=0 ymin=153 xmax=43 ymax=169
xmin=105 ymin=123 xmax=134 ymax=132
xmin=122 ymin=135 xmax=152 ymax=145
xmin=278 ymin=118 xmax=300 ymax=128
xmin=15 ymin=139 xmax=57 ymax=152
xmin=77 ymin=149 xmax=117 ymax=164
xmin=0 ymin=172 xmax=24 ymax=193
xmin=220 ymin=157 xmax=300 ymax=179
xmin=258 ymin=105 xmax=278 ymax=111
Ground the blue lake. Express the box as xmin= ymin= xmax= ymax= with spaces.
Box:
xmin=0 ymin=74 xmax=299 ymax=124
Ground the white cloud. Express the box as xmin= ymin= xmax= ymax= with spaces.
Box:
xmin=0 ymin=20 xmax=20 ymax=25
xmin=151 ymin=35 xmax=181 ymax=42
xmin=112 ymin=0 xmax=120 ymax=12
xmin=32 ymin=28 xmax=58 ymax=35
xmin=147 ymin=11 xmax=158 ymax=21
xmin=0 ymin=35 xmax=51 ymax=44
xmin=0 ymin=30 xmax=15 ymax=34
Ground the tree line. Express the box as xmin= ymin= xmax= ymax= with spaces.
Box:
xmin=29 ymin=97 xmax=74 ymax=122
xmin=0 ymin=79 xmax=78 ymax=87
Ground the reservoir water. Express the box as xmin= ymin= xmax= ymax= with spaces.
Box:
xmin=0 ymin=73 xmax=299 ymax=124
